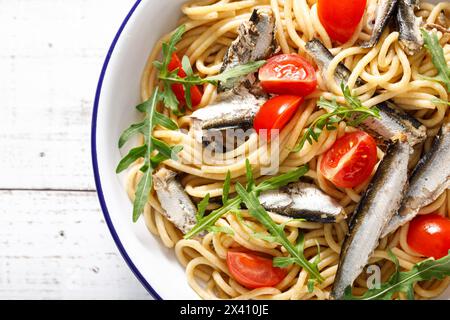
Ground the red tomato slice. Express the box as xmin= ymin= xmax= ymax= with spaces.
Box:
xmin=168 ymin=53 xmax=203 ymax=108
xmin=259 ymin=54 xmax=317 ymax=96
xmin=254 ymin=95 xmax=304 ymax=141
xmin=318 ymin=0 xmax=367 ymax=43
xmin=319 ymin=131 xmax=378 ymax=189
xmin=227 ymin=251 xmax=287 ymax=289
xmin=407 ymin=214 xmax=450 ymax=259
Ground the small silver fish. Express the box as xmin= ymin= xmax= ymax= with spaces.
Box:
xmin=361 ymin=102 xmax=427 ymax=147
xmin=382 ymin=123 xmax=450 ymax=237
xmin=190 ymin=89 xmax=262 ymax=145
xmin=362 ymin=0 xmax=399 ymax=48
xmin=153 ymin=168 xmax=198 ymax=234
xmin=218 ymin=8 xmax=277 ymax=93
xmin=306 ymin=40 xmax=426 ymax=147
xmin=191 ymin=9 xmax=277 ymax=148
xmin=331 ymin=140 xmax=411 ymax=300
xmin=397 ymin=0 xmax=424 ymax=55
xmin=305 ymin=39 xmax=364 ymax=86
xmin=259 ymin=182 xmax=345 ymax=223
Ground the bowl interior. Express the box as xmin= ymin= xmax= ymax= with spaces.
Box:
xmin=93 ymin=0 xmax=449 ymax=300
xmin=95 ymin=0 xmax=198 ymax=300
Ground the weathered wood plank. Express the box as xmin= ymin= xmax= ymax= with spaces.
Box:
xmin=0 ymin=0 xmax=155 ymax=299
xmin=0 ymin=0 xmax=135 ymax=190
xmin=0 ymin=190 xmax=150 ymax=299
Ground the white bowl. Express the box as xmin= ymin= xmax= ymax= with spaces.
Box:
xmin=92 ymin=0 xmax=449 ymax=300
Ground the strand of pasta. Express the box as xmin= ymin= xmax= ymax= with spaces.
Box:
xmin=125 ymin=0 xmax=450 ymax=300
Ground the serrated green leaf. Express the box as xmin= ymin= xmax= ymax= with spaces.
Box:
xmin=154 ymin=111 xmax=179 ymax=130
xmin=204 ymin=60 xmax=266 ymax=86
xmin=161 ymin=25 xmax=186 ymax=72
xmin=256 ymin=165 xmax=309 ymax=193
xmin=162 ymin=81 xmax=181 ymax=115
xmin=184 ymin=197 xmax=243 ymax=240
xmin=196 ymin=193 xmax=210 ymax=221
xmin=273 ymin=257 xmax=297 ymax=268
xmin=207 ymin=226 xmax=235 ymax=235
xmin=421 ymin=29 xmax=450 ymax=92
xmin=116 ymin=145 xmax=147 ymax=173
xmin=294 ymin=83 xmax=380 ymax=152
xmin=245 ymin=159 xmax=255 ymax=191
xmin=253 ymin=232 xmax=278 ymax=243
xmin=181 ymin=55 xmax=193 ymax=77
xmin=151 ymin=137 xmax=176 ymax=160
xmin=235 ymin=183 xmax=323 ymax=282
xmin=133 ymin=168 xmax=153 ymax=222
xmin=117 ymin=87 xmax=183 ymax=222
xmin=344 ymin=251 xmax=450 ymax=300
xmin=118 ymin=121 xmax=147 ymax=148
xmin=307 ymin=279 xmax=315 ymax=293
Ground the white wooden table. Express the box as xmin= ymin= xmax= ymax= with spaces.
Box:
xmin=0 ymin=0 xmax=150 ymax=299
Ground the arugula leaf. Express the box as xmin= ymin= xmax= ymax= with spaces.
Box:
xmin=133 ymin=168 xmax=153 ymax=222
xmin=207 ymin=226 xmax=235 ymax=235
xmin=118 ymin=121 xmax=147 ymax=148
xmin=344 ymin=251 xmax=450 ymax=300
xmin=154 ymin=24 xmax=265 ymax=114
xmin=116 ymin=145 xmax=147 ymax=174
xmin=253 ymin=232 xmax=279 ymax=243
xmin=205 ymin=61 xmax=266 ymax=86
xmin=151 ymin=138 xmax=179 ymax=160
xmin=153 ymin=111 xmax=178 ymax=130
xmin=235 ymin=183 xmax=323 ymax=283
xmin=181 ymin=55 xmax=194 ymax=77
xmin=255 ymin=165 xmax=309 ymax=193
xmin=245 ymin=159 xmax=255 ymax=191
xmin=117 ymin=88 xmax=183 ymax=222
xmin=196 ymin=193 xmax=210 ymax=221
xmin=153 ymin=25 xmax=186 ymax=115
xmin=162 ymin=25 xmax=186 ymax=75
xmin=421 ymin=29 xmax=450 ymax=92
xmin=294 ymin=84 xmax=380 ymax=152
xmin=184 ymin=162 xmax=310 ymax=239
xmin=185 ymin=197 xmax=243 ymax=240
xmin=159 ymin=60 xmax=265 ymax=88
xmin=273 ymin=233 xmax=305 ymax=268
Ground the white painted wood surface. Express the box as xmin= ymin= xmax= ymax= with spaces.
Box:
xmin=0 ymin=0 xmax=150 ymax=299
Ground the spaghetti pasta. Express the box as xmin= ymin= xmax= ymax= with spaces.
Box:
xmin=126 ymin=0 xmax=450 ymax=300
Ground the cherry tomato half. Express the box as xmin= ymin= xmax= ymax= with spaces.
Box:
xmin=259 ymin=54 xmax=318 ymax=96
xmin=318 ymin=0 xmax=367 ymax=43
xmin=254 ymin=95 xmax=304 ymax=141
xmin=319 ymin=131 xmax=378 ymax=189
xmin=407 ymin=214 xmax=450 ymax=259
xmin=168 ymin=53 xmax=203 ymax=108
xmin=227 ymin=251 xmax=287 ymax=289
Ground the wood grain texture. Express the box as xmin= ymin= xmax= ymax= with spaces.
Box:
xmin=0 ymin=190 xmax=150 ymax=299
xmin=0 ymin=0 xmax=136 ymax=190
xmin=0 ymin=0 xmax=151 ymax=299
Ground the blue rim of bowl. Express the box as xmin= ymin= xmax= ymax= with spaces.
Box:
xmin=91 ymin=0 xmax=162 ymax=300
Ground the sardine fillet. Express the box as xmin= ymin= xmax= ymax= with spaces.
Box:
xmin=305 ymin=39 xmax=364 ymax=87
xmin=397 ymin=0 xmax=424 ymax=55
xmin=362 ymin=0 xmax=399 ymax=49
xmin=382 ymin=123 xmax=450 ymax=237
xmin=218 ymin=8 xmax=277 ymax=93
xmin=259 ymin=182 xmax=345 ymax=223
xmin=331 ymin=140 xmax=411 ymax=300
xmin=361 ymin=102 xmax=427 ymax=146
xmin=153 ymin=168 xmax=198 ymax=234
